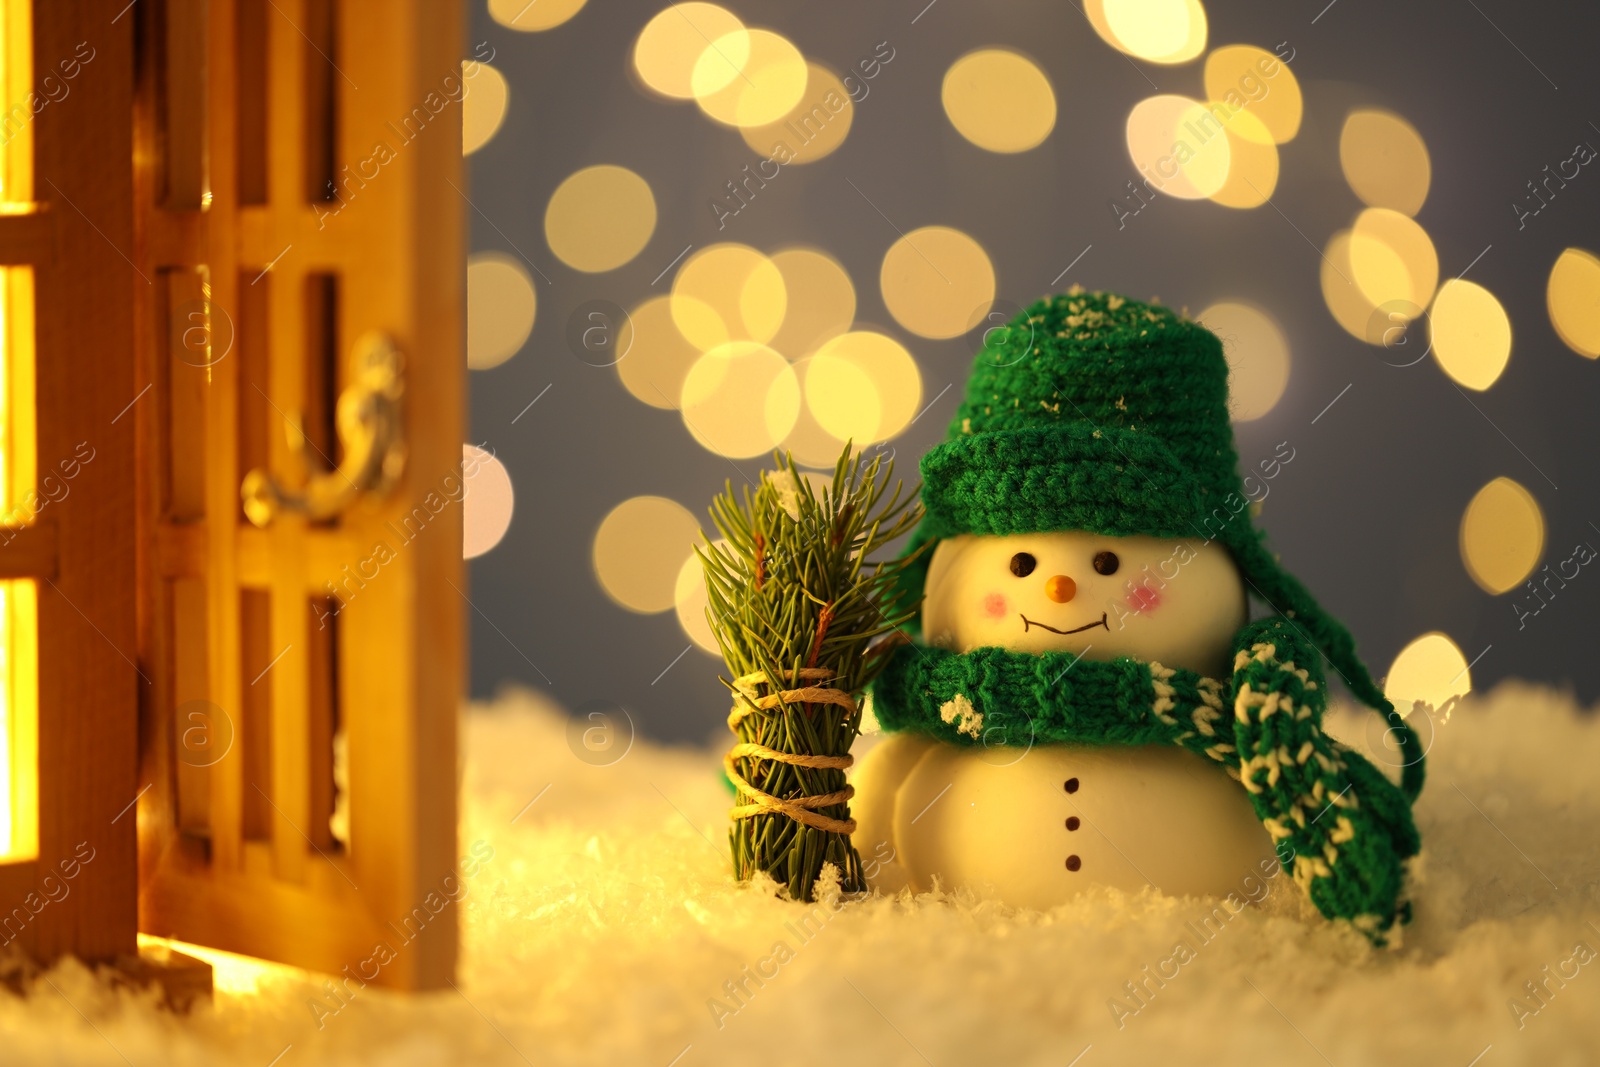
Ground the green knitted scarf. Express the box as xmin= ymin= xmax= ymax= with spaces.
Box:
xmin=871 ymin=616 xmax=1425 ymax=945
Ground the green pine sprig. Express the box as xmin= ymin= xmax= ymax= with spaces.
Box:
xmin=699 ymin=444 xmax=925 ymax=900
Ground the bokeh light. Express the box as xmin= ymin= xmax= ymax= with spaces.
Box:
xmin=880 ymin=226 xmax=995 ymax=339
xmin=1089 ymin=0 xmax=1207 ymax=64
xmin=780 ymin=360 xmax=850 ymax=469
xmin=1349 ymin=207 xmax=1438 ymax=314
xmin=680 ymin=341 xmax=801 ymax=457
xmin=1384 ymin=632 xmax=1472 ymax=711
xmin=1430 ymin=279 xmax=1511 ymax=391
xmin=594 ymin=496 xmax=703 ymax=613
xmin=1197 ymin=302 xmax=1289 ymax=421
xmin=462 ymin=62 xmax=509 ymax=156
xmin=1321 ymin=230 xmax=1383 ymax=343
xmin=740 ymin=63 xmax=854 ymax=163
xmin=544 ymin=165 xmax=657 ymax=273
xmin=1340 ymin=109 xmax=1431 ymax=217
xmin=1125 ymin=95 xmax=1232 ymax=200
xmin=634 ymin=3 xmax=747 ymax=100
xmin=767 ymin=248 xmax=856 ymax=358
xmin=489 ymin=0 xmax=587 ymax=32
xmin=804 ymin=331 xmax=922 ymax=444
xmin=466 ymin=253 xmax=536 ymax=370
xmin=1547 ymin=247 xmax=1600 ymax=358
xmin=671 ymin=243 xmax=788 ymax=350
xmin=675 ymin=544 xmax=722 ymax=653
xmin=692 ymin=28 xmax=807 ymax=127
xmin=1460 ymin=476 xmax=1544 ymax=595
xmin=1207 ymin=109 xmax=1278 ymax=208
xmin=1202 ymin=45 xmax=1301 ymax=144
xmin=463 ymin=445 xmax=514 ymax=559
xmin=616 ymin=296 xmax=702 ymax=409
xmin=941 ymin=49 xmax=1057 ymax=154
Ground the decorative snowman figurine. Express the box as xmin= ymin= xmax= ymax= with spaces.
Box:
xmin=853 ymin=290 xmax=1425 ymax=944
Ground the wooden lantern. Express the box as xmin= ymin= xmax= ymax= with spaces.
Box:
xmin=0 ymin=0 xmax=464 ymax=992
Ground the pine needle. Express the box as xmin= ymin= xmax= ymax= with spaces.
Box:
xmin=700 ymin=444 xmax=925 ymax=900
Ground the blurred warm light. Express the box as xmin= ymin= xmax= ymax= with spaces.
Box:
xmin=1460 ymin=476 xmax=1544 ymax=595
xmin=675 ymin=544 xmax=721 ymax=653
xmin=462 ymin=61 xmax=509 ymax=156
xmin=617 ymin=295 xmax=702 ymax=409
xmin=489 ymin=0 xmax=587 ymax=31
xmin=1207 ymin=109 xmax=1278 ymax=208
xmin=692 ymin=28 xmax=807 ymax=128
xmin=1384 ymin=632 xmax=1471 ymax=711
xmin=1202 ymin=45 xmax=1301 ymax=144
xmin=780 ymin=361 xmax=849 ymax=468
xmin=1321 ymin=230 xmax=1382 ymax=343
xmin=880 ymin=226 xmax=995 ymax=340
xmin=634 ymin=3 xmax=747 ymax=100
xmin=1340 ymin=109 xmax=1431 ymax=217
xmin=1197 ymin=302 xmax=1289 ymax=421
xmin=671 ymin=243 xmax=788 ymax=351
xmin=805 ymin=331 xmax=921 ymax=444
xmin=0 ymin=581 xmax=37 ymax=862
xmin=1125 ymin=95 xmax=1231 ymax=200
xmin=594 ymin=496 xmax=703 ymax=614
xmin=1430 ymin=279 xmax=1511 ymax=391
xmin=1547 ymin=247 xmax=1600 ymax=358
xmin=544 ymin=165 xmax=657 ymax=273
xmin=680 ymin=341 xmax=800 ymax=457
xmin=463 ymin=445 xmax=514 ymax=560
xmin=941 ymin=49 xmax=1057 ymax=154
xmin=767 ymin=248 xmax=855 ymax=359
xmin=1089 ymin=0 xmax=1207 ymax=64
xmin=804 ymin=346 xmax=876 ymax=441
xmin=466 ymin=253 xmax=536 ymax=370
xmin=140 ymin=936 xmax=296 ymax=997
xmin=740 ymin=63 xmax=854 ymax=163
xmin=1349 ymin=208 xmax=1438 ymax=315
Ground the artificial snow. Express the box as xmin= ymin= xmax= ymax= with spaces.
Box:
xmin=3 ymin=681 xmax=1599 ymax=1065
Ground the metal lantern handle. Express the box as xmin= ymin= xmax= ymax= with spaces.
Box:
xmin=241 ymin=330 xmax=407 ymax=528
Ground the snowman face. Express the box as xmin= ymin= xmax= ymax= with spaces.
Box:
xmin=921 ymin=531 xmax=1247 ymax=678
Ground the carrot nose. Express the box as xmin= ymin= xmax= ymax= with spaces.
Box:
xmin=1045 ymin=574 xmax=1076 ymax=603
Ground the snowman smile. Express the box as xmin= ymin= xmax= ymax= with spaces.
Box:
xmin=1019 ymin=612 xmax=1109 ymax=636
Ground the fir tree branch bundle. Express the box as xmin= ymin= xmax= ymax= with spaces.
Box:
xmin=699 ymin=446 xmax=925 ymax=901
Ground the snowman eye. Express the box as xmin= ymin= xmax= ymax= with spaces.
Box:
xmin=1009 ymin=552 xmax=1037 ymax=577
xmin=1092 ymin=551 xmax=1120 ymax=575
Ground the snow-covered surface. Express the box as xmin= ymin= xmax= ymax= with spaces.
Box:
xmin=4 ymin=681 xmax=1599 ymax=1065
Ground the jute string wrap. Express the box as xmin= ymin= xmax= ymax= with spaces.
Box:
xmin=725 ymin=667 xmax=858 ymax=834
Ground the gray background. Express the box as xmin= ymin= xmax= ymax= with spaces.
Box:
xmin=464 ymin=0 xmax=1600 ymax=742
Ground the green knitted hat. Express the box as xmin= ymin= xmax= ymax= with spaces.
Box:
xmin=901 ymin=288 xmax=1393 ymax=714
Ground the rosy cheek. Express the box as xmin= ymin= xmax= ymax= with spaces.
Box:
xmin=983 ymin=592 xmax=1009 ymax=619
xmin=1126 ymin=585 xmax=1162 ymax=614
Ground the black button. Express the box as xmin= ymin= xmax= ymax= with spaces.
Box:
xmin=1066 ymin=855 xmax=1082 ymax=871
xmin=1065 ymin=816 xmax=1080 ymax=831
xmin=1063 ymin=777 xmax=1079 ymax=793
